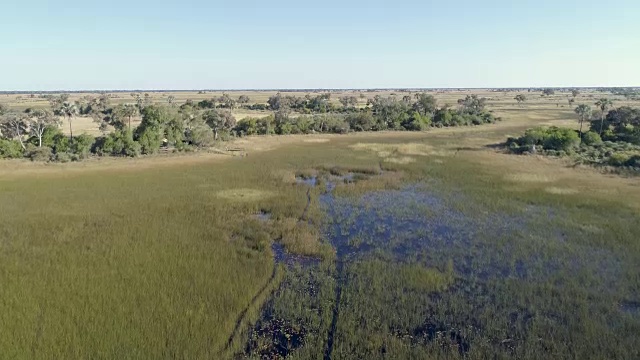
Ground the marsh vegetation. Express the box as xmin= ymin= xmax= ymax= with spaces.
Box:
xmin=1 ymin=89 xmax=639 ymax=359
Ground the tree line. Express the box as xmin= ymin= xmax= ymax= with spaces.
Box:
xmin=0 ymin=92 xmax=497 ymax=161
xmin=506 ymin=99 xmax=640 ymax=170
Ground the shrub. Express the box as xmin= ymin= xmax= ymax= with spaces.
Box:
xmin=521 ymin=127 xmax=547 ymax=145
xmin=316 ymin=114 xmax=349 ymax=134
xmin=26 ymin=145 xmax=53 ymax=162
xmin=346 ymin=112 xmax=375 ymax=132
xmin=186 ymin=124 xmax=215 ymax=146
xmin=0 ymin=139 xmax=24 ymax=158
xmin=608 ymin=153 xmax=630 ymax=166
xmin=137 ymin=126 xmax=163 ymax=154
xmin=543 ymin=128 xmax=579 ymax=151
xmin=54 ymin=152 xmax=72 ymax=163
xmin=71 ymin=134 xmax=95 ymax=159
xmin=516 ymin=126 xmax=579 ymax=151
xmin=433 ymin=109 xmax=453 ymax=127
xmin=625 ymin=155 xmax=640 ymax=168
xmin=96 ymin=130 xmax=141 ymax=157
xmin=402 ymin=112 xmax=431 ymax=131
xmin=582 ymin=131 xmax=602 ymax=146
xmin=52 ymin=133 xmax=71 ymax=154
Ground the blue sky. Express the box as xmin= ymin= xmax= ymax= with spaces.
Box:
xmin=2 ymin=0 xmax=639 ymax=90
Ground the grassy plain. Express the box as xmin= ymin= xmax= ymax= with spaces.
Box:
xmin=1 ymin=90 xmax=639 ymax=358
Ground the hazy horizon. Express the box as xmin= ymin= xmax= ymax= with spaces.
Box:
xmin=2 ymin=86 xmax=638 ymax=94
xmin=3 ymin=0 xmax=639 ymax=91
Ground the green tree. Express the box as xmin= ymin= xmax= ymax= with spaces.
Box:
xmin=368 ymin=96 xmax=410 ymax=130
xmin=574 ymin=104 xmax=592 ymax=143
xmin=594 ymin=98 xmax=614 ymax=135
xmin=97 ymin=129 xmax=140 ymax=157
xmin=47 ymin=93 xmax=69 ymax=110
xmin=71 ymin=134 xmax=95 ymax=159
xmin=218 ymin=93 xmax=236 ymax=110
xmin=346 ymin=112 xmax=375 ymax=132
xmin=0 ymin=139 xmax=23 ymax=158
xmin=433 ymin=108 xmax=453 ymax=127
xmin=237 ymin=95 xmax=251 ymax=106
xmin=28 ymin=109 xmax=61 ymax=147
xmin=203 ymin=109 xmax=236 ymax=140
xmin=267 ymin=92 xmax=288 ymax=111
xmin=542 ymin=88 xmax=555 ymax=96
xmin=582 ymin=131 xmax=602 ymax=146
xmin=413 ymin=93 xmax=437 ymax=116
xmin=402 ymin=111 xmax=432 ymax=131
xmin=135 ymin=105 xmax=178 ymax=154
xmin=0 ymin=113 xmax=28 ymax=150
xmin=457 ymin=95 xmax=487 ymax=115
xmin=57 ymin=102 xmax=78 ymax=140
xmin=121 ymin=104 xmax=138 ymax=130
xmin=339 ymin=96 xmax=358 ymax=110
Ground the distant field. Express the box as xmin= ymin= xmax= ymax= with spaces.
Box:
xmin=3 ymin=89 xmax=638 ymax=136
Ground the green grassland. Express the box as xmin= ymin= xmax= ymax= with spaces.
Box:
xmin=1 ymin=90 xmax=639 ymax=358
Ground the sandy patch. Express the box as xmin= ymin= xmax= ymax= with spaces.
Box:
xmin=216 ymin=188 xmax=274 ymax=201
xmin=384 ymin=156 xmax=416 ymax=164
xmin=350 ymin=142 xmax=452 ymax=158
xmin=303 ymin=138 xmax=330 ymax=143
xmin=505 ymin=173 xmax=554 ymax=183
xmin=545 ymin=187 xmax=579 ymax=195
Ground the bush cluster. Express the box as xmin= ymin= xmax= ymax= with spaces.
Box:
xmin=507 ymin=125 xmax=640 ymax=171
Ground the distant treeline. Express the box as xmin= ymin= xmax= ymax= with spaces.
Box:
xmin=0 ymin=92 xmax=500 ymax=162
xmin=2 ymin=87 xmax=639 ymax=95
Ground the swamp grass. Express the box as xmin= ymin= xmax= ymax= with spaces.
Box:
xmin=1 ymin=129 xmax=640 ymax=358
xmin=243 ymin=135 xmax=640 ymax=359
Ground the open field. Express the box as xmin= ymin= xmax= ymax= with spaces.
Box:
xmin=1 ymin=90 xmax=640 ymax=358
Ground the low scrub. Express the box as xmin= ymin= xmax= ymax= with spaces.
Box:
xmin=506 ymin=126 xmax=640 ymax=172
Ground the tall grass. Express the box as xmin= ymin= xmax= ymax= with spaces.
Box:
xmin=2 ymin=127 xmax=640 ymax=358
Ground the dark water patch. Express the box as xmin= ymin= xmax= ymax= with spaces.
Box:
xmin=271 ymin=243 xmax=321 ymax=268
xmin=620 ymin=300 xmax=640 ymax=315
xmin=253 ymin=211 xmax=272 ymax=221
xmin=393 ymin=320 xmax=472 ymax=356
xmin=246 ymin=317 xmax=307 ymax=358
xmin=296 ymin=176 xmax=318 ymax=187
xmin=324 ymin=261 xmax=344 ymax=360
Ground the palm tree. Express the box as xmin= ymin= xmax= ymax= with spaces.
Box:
xmin=594 ymin=98 xmax=613 ymax=135
xmin=58 ymin=102 xmax=78 ymax=140
xmin=122 ymin=104 xmax=138 ymax=130
xmin=574 ymin=104 xmax=592 ymax=144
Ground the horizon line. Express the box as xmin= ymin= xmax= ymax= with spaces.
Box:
xmin=2 ymin=86 xmax=639 ymax=94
